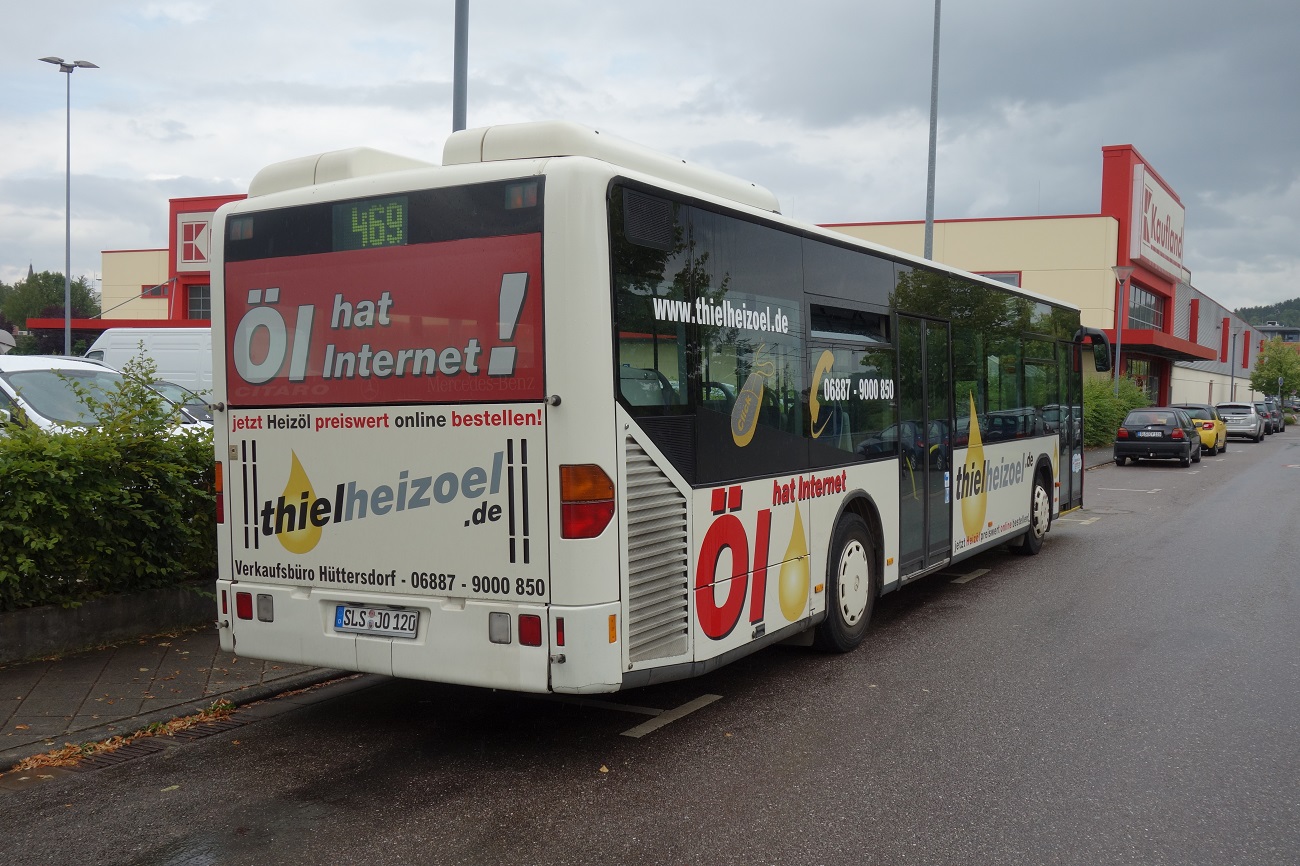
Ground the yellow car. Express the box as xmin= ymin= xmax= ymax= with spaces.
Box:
xmin=1173 ymin=403 xmax=1227 ymax=455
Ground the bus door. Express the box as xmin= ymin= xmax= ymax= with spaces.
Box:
xmin=1058 ymin=341 xmax=1085 ymax=511
xmin=898 ymin=315 xmax=952 ymax=577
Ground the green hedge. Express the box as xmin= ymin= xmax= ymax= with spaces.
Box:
xmin=0 ymin=360 xmax=214 ymax=612
xmin=1083 ymin=375 xmax=1151 ymax=448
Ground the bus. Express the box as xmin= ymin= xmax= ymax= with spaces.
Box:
xmin=212 ymin=121 xmax=1111 ymax=694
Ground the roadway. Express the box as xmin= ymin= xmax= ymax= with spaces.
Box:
xmin=1 ymin=432 xmax=1297 ymax=866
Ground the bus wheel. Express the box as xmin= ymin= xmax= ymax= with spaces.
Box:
xmin=813 ymin=514 xmax=876 ymax=653
xmin=1015 ymin=472 xmax=1051 ymax=556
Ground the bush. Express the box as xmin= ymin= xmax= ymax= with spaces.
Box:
xmin=1083 ymin=375 xmax=1150 ymax=448
xmin=0 ymin=358 xmax=214 ymax=612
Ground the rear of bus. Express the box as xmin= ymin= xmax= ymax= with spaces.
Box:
xmin=212 ymin=145 xmax=628 ymax=694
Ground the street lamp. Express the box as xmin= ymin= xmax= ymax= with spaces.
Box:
xmin=39 ymin=56 xmax=98 ymax=355
xmin=1111 ymin=265 xmax=1135 ymax=395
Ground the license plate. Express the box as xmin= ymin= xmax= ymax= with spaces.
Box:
xmin=334 ymin=605 xmax=419 ymax=638
xmin=1137 ymin=431 xmax=1162 ymax=438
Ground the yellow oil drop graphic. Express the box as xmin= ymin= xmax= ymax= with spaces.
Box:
xmin=278 ymin=451 xmax=323 ymax=554
xmin=778 ymin=502 xmax=811 ymax=621
xmin=730 ymin=345 xmax=777 ymax=447
xmin=960 ymin=392 xmax=987 ymax=541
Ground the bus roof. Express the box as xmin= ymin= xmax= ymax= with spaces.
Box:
xmin=444 ymin=121 xmax=781 ymax=214
xmin=246 ymin=121 xmax=781 ymax=214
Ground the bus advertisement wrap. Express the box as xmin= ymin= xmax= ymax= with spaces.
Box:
xmin=224 ymin=234 xmax=544 ymax=406
xmin=227 ymin=404 xmax=548 ymax=601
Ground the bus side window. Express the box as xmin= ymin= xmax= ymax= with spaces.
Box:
xmin=619 ymin=366 xmax=677 ymax=408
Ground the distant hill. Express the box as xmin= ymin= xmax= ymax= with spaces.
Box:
xmin=1237 ymin=298 xmax=1300 ymax=327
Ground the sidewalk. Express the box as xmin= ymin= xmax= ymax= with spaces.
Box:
xmin=0 ymin=625 xmax=340 ymax=769
xmin=1083 ymin=446 xmax=1113 ymax=469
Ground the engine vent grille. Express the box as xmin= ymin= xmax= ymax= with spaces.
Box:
xmin=625 ymin=439 xmax=690 ymax=663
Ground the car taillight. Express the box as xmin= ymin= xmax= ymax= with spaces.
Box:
xmin=1117 ymin=428 xmax=1129 ymax=439
xmin=560 ymin=464 xmax=615 ymax=539
xmin=1171 ymin=428 xmax=1185 ymax=440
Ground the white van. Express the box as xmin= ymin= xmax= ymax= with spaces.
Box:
xmin=85 ymin=327 xmax=212 ymax=393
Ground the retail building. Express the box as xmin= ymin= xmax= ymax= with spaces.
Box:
xmin=825 ymin=145 xmax=1262 ymax=405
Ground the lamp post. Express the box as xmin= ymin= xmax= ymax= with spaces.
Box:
xmin=923 ymin=0 xmax=941 ymax=260
xmin=452 ymin=0 xmax=468 ymax=132
xmin=39 ymin=56 xmax=98 ymax=355
xmin=1111 ymin=265 xmax=1134 ymax=395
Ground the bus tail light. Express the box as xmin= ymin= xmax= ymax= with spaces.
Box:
xmin=214 ymin=461 xmax=224 ymax=524
xmin=519 ymin=614 xmax=542 ymax=647
xmin=555 ymin=617 xmax=566 ymax=647
xmin=559 ymin=464 xmax=615 ymax=538
xmin=235 ymin=592 xmax=253 ymax=620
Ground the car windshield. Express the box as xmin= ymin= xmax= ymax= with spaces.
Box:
xmin=2 ymin=368 xmax=124 ymax=425
xmin=1218 ymin=406 xmax=1249 ymax=416
xmin=151 ymin=381 xmax=213 ymax=423
xmin=1181 ymin=408 xmax=1211 ymax=420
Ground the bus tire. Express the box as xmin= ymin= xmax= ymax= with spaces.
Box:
xmin=1015 ymin=471 xmax=1051 ymax=556
xmin=813 ymin=513 xmax=876 ymax=653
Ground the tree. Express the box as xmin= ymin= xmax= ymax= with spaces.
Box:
xmin=1250 ymin=337 xmax=1300 ymax=399
xmin=0 ymin=270 xmax=100 ymax=329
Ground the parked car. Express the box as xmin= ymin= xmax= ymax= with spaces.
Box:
xmin=1216 ymin=401 xmax=1266 ymax=442
xmin=0 ymin=356 xmax=131 ymax=432
xmin=1254 ymin=401 xmax=1277 ymax=434
xmin=1264 ymin=398 xmax=1285 ymax=432
xmin=1172 ymin=403 xmax=1227 ymax=455
xmin=1114 ymin=406 xmax=1201 ymax=467
xmin=0 ymin=355 xmax=206 ymax=433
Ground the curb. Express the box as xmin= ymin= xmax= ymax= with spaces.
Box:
xmin=0 ymin=667 xmax=349 ymax=769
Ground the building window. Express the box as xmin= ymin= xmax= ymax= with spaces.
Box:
xmin=978 ymin=272 xmax=1021 ymax=288
xmin=188 ymin=284 xmax=211 ymax=320
xmin=1127 ymin=285 xmax=1164 ymax=330
xmin=140 ymin=282 xmax=169 ymax=298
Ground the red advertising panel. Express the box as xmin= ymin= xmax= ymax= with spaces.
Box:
xmin=224 ymin=234 xmax=543 ymax=406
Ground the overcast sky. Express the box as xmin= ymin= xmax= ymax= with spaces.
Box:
xmin=5 ymin=0 xmax=1298 ymax=312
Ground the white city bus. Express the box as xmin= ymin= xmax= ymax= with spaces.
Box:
xmin=213 ymin=121 xmax=1110 ymax=694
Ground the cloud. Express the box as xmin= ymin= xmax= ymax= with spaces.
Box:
xmin=4 ymin=0 xmax=1299 ymax=312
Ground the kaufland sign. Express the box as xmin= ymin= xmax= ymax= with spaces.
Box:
xmin=1130 ymin=165 xmax=1185 ymax=280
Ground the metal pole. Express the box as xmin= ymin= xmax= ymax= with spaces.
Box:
xmin=1113 ymin=276 xmax=1125 ymax=395
xmin=41 ymin=57 xmax=96 ymax=354
xmin=923 ymin=0 xmax=941 ymax=260
xmin=63 ymin=70 xmax=71 ymax=355
xmin=452 ymin=0 xmax=469 ymax=132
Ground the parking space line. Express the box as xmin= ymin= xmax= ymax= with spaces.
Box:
xmin=620 ymin=694 xmax=723 ymax=738
xmin=949 ymin=568 xmax=990 ymax=585
xmin=1096 ymin=487 xmax=1162 ymax=493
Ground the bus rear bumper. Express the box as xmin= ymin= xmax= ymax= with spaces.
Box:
xmin=215 ymin=581 xmax=553 ymax=693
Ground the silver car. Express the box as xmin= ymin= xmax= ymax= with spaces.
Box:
xmin=1215 ymin=401 xmax=1266 ymax=442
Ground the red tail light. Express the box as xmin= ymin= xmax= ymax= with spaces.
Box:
xmin=235 ymin=591 xmax=253 ymax=620
xmin=518 ymin=614 xmax=542 ymax=647
xmin=560 ymin=464 xmax=615 ymax=539
xmin=1117 ymin=428 xmax=1129 ymax=439
xmin=1171 ymin=428 xmax=1185 ymax=440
